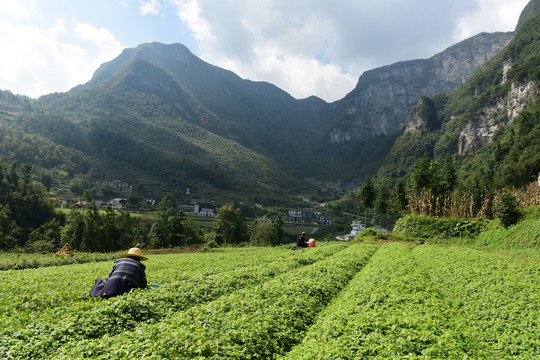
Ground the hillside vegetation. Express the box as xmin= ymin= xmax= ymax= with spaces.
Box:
xmin=377 ymin=10 xmax=540 ymax=194
xmin=1 ymin=5 xmax=537 ymax=205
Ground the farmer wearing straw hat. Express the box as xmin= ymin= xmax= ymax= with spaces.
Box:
xmin=89 ymin=247 xmax=148 ymax=298
xmin=293 ymin=232 xmax=309 ymax=250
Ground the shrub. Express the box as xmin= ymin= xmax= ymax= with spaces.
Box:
xmin=393 ymin=214 xmax=486 ymax=240
xmin=492 ymin=190 xmax=521 ymax=227
xmin=205 ymin=240 xmax=219 ymax=249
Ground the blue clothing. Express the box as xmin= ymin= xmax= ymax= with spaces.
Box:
xmin=90 ymin=257 xmax=147 ymax=298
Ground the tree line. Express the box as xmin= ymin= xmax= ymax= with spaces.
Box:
xmin=0 ymin=159 xmax=287 ymax=252
xmin=343 ymin=152 xmax=534 ymax=230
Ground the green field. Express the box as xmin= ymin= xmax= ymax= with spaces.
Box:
xmin=1 ymin=242 xmax=538 ymax=359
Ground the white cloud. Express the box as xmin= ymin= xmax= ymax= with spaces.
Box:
xmin=0 ymin=2 xmax=124 ymax=98
xmin=139 ymin=0 xmax=161 ymax=15
xmin=454 ymin=0 xmax=529 ymax=40
xmin=0 ymin=0 xmax=529 ymax=101
xmin=1 ymin=0 xmax=36 ymax=20
xmin=169 ymin=0 xmax=528 ymax=102
xmin=171 ymin=0 xmax=215 ymax=43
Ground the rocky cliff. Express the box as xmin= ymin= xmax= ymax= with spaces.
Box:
xmin=326 ymin=31 xmax=514 ymax=144
xmin=457 ymin=63 xmax=537 ymax=154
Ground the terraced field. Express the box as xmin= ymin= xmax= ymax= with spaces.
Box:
xmin=1 ymin=242 xmax=538 ymax=359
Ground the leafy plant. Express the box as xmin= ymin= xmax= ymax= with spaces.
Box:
xmin=492 ymin=189 xmax=521 ymax=227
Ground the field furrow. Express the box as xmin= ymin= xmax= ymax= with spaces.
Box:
xmin=0 ymin=243 xmax=348 ymax=359
xmin=413 ymin=245 xmax=540 ymax=358
xmin=2 ymin=242 xmax=537 ymax=359
xmin=282 ymin=243 xmax=539 ymax=359
xmin=53 ymin=244 xmax=378 ymax=359
xmin=281 ymin=243 xmax=463 ymax=359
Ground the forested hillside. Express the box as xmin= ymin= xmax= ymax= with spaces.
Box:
xmin=376 ymin=7 xmax=539 ymax=196
xmin=0 ymin=2 xmax=537 ymax=210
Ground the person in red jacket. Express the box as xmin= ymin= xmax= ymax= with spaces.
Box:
xmin=308 ymin=238 xmax=316 ymax=247
xmin=89 ymin=247 xmax=148 ymax=298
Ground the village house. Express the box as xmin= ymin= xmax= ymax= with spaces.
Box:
xmin=96 ymin=179 xmax=132 ymax=193
xmin=110 ymin=198 xmax=127 ymax=209
xmin=180 ymin=204 xmax=200 ymax=214
xmin=288 ymin=208 xmax=333 ymax=226
xmin=288 ymin=209 xmax=304 ymax=223
xmin=530 ymin=159 xmax=540 ymax=184
xmin=199 ymin=208 xmax=215 ymax=217
xmin=319 ymin=215 xmax=334 ymax=226
xmin=74 ymin=200 xmax=87 ymax=208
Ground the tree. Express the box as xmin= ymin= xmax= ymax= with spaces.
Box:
xmin=411 ymin=156 xmax=444 ymax=196
xmin=273 ymin=214 xmax=284 ymax=244
xmin=0 ymin=204 xmax=14 ymax=248
xmin=441 ymin=155 xmax=457 ymax=193
xmin=0 ymin=160 xmax=58 ymax=249
xmin=61 ymin=209 xmax=86 ymax=250
xmin=214 ymin=205 xmax=247 ymax=245
xmin=375 ymin=184 xmax=388 ymax=229
xmin=183 ymin=217 xmax=203 ymax=245
xmin=359 ymin=176 xmax=376 ymax=228
xmin=169 ymin=210 xmax=186 ymax=247
xmin=26 ymin=219 xmax=62 ymax=253
xmin=117 ymin=210 xmax=137 ymax=250
xmin=41 ymin=174 xmax=52 ymax=192
xmin=101 ymin=206 xmax=121 ymax=252
xmin=150 ymin=198 xmax=174 ymax=248
xmin=493 ymin=190 xmax=520 ymax=228
xmin=81 ymin=203 xmax=103 ymax=251
xmin=249 ymin=215 xmax=282 ymax=246
xmin=150 ymin=199 xmax=202 ymax=249
xmin=390 ymin=179 xmax=409 ymax=216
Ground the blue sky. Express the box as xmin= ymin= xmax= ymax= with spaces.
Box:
xmin=0 ymin=0 xmax=530 ymax=102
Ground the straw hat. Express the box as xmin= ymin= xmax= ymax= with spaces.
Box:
xmin=121 ymin=247 xmax=148 ymax=261
xmin=308 ymin=238 xmax=315 ymax=243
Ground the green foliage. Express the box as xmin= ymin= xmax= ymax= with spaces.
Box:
xmin=0 ymin=243 xmax=349 ymax=358
xmin=393 ymin=214 xmax=487 ymax=240
xmin=249 ymin=216 xmax=283 ymax=246
xmin=61 ymin=206 xmax=136 ymax=252
xmin=2 ymin=243 xmax=538 ymax=359
xmin=389 ymin=179 xmax=408 ymax=216
xmin=204 ymin=239 xmax=219 ymax=249
xmin=359 ymin=176 xmax=376 ymax=225
xmin=374 ymin=183 xmax=388 ymax=228
xmin=376 ymin=13 xmax=540 ymax=202
xmin=287 ymin=243 xmax=539 ymax=358
xmin=25 ymin=219 xmax=62 ymax=253
xmin=492 ymin=190 xmax=521 ymax=227
xmin=0 ymin=252 xmax=120 ymax=271
xmin=474 ymin=205 xmax=540 ymax=248
xmin=213 ymin=205 xmax=248 ymax=245
xmin=0 ymin=160 xmax=59 ymax=249
xmin=411 ymin=155 xmax=442 ymax=195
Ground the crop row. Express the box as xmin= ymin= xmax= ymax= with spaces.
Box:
xmin=0 ymin=243 xmax=349 ymax=359
xmin=0 ymin=252 xmax=121 ymax=271
xmin=53 ymin=244 xmax=379 ymax=359
xmin=282 ymin=243 xmax=539 ymax=359
xmin=281 ymin=243 xmax=458 ymax=358
xmin=414 ymin=245 xmax=540 ymax=358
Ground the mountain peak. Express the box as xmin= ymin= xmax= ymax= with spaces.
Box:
xmin=517 ymin=0 xmax=540 ymax=30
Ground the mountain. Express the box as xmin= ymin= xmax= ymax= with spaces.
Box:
xmin=377 ymin=0 xmax=540 ymax=192
xmin=325 ymin=31 xmax=514 ymax=144
xmin=0 ymin=2 xmax=536 ymax=204
xmin=83 ymin=42 xmax=331 ymax=156
xmin=34 ymin=56 xmax=319 ymax=202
